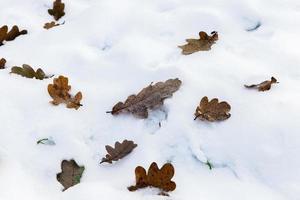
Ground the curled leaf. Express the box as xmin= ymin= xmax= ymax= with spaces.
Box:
xmin=10 ymin=64 xmax=52 ymax=80
xmin=244 ymin=77 xmax=278 ymax=91
xmin=0 ymin=25 xmax=27 ymax=46
xmin=100 ymin=140 xmax=137 ymax=164
xmin=48 ymin=0 xmax=65 ymax=21
xmin=128 ymin=162 xmax=176 ymax=194
xmin=48 ymin=75 xmax=83 ymax=110
xmin=194 ymin=96 xmax=231 ymax=122
xmin=57 ymin=159 xmax=85 ymax=191
xmin=108 ymin=78 xmax=182 ymax=119
xmin=178 ymin=31 xmax=218 ymax=55
xmin=0 ymin=58 xmax=6 ymax=69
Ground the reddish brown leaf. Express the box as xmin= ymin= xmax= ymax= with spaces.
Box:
xmin=48 ymin=75 xmax=83 ymax=109
xmin=128 ymin=162 xmax=176 ymax=195
xmin=0 ymin=25 xmax=27 ymax=46
xmin=0 ymin=58 xmax=6 ymax=69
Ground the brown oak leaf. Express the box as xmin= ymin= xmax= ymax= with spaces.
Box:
xmin=107 ymin=78 xmax=182 ymax=118
xmin=178 ymin=31 xmax=218 ymax=55
xmin=10 ymin=64 xmax=53 ymax=80
xmin=48 ymin=75 xmax=83 ymax=109
xmin=57 ymin=159 xmax=85 ymax=191
xmin=44 ymin=21 xmax=60 ymax=30
xmin=48 ymin=0 xmax=65 ymax=21
xmin=0 ymin=58 xmax=6 ymax=69
xmin=100 ymin=140 xmax=137 ymax=164
xmin=244 ymin=77 xmax=278 ymax=91
xmin=0 ymin=25 xmax=27 ymax=46
xmin=128 ymin=162 xmax=176 ymax=195
xmin=194 ymin=96 xmax=231 ymax=122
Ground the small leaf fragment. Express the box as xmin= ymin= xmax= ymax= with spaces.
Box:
xmin=194 ymin=96 xmax=231 ymax=122
xmin=128 ymin=162 xmax=176 ymax=195
xmin=48 ymin=75 xmax=83 ymax=110
xmin=244 ymin=77 xmax=278 ymax=91
xmin=57 ymin=159 xmax=85 ymax=191
xmin=100 ymin=140 xmax=137 ymax=164
xmin=178 ymin=31 xmax=218 ymax=55
xmin=108 ymin=78 xmax=182 ymax=119
xmin=0 ymin=58 xmax=6 ymax=69
xmin=37 ymin=138 xmax=56 ymax=145
xmin=48 ymin=0 xmax=65 ymax=21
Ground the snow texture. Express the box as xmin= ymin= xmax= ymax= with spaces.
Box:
xmin=0 ymin=0 xmax=300 ymax=200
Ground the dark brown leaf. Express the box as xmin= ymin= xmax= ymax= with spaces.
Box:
xmin=194 ymin=96 xmax=231 ymax=122
xmin=178 ymin=31 xmax=218 ymax=55
xmin=128 ymin=162 xmax=176 ymax=194
xmin=10 ymin=64 xmax=52 ymax=80
xmin=244 ymin=77 xmax=278 ymax=91
xmin=108 ymin=78 xmax=182 ymax=118
xmin=0 ymin=58 xmax=6 ymax=69
xmin=0 ymin=25 xmax=27 ymax=46
xmin=48 ymin=0 xmax=65 ymax=21
xmin=48 ymin=75 xmax=83 ymax=109
xmin=100 ymin=140 xmax=137 ymax=164
xmin=57 ymin=159 xmax=85 ymax=191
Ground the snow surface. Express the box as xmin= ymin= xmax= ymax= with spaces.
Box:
xmin=0 ymin=0 xmax=300 ymax=199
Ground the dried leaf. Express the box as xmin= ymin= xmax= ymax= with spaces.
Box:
xmin=57 ymin=159 xmax=85 ymax=191
xmin=244 ymin=77 xmax=278 ymax=91
xmin=48 ymin=75 xmax=83 ymax=109
xmin=128 ymin=162 xmax=176 ymax=194
xmin=10 ymin=64 xmax=52 ymax=80
xmin=100 ymin=140 xmax=137 ymax=164
xmin=44 ymin=21 xmax=60 ymax=30
xmin=108 ymin=78 xmax=182 ymax=118
xmin=48 ymin=0 xmax=65 ymax=21
xmin=178 ymin=31 xmax=218 ymax=55
xmin=194 ymin=96 xmax=231 ymax=122
xmin=0 ymin=58 xmax=6 ymax=69
xmin=0 ymin=25 xmax=8 ymax=45
xmin=0 ymin=25 xmax=27 ymax=46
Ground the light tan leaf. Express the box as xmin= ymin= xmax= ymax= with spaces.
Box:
xmin=48 ymin=75 xmax=83 ymax=109
xmin=244 ymin=77 xmax=278 ymax=91
xmin=44 ymin=21 xmax=60 ymax=30
xmin=194 ymin=96 xmax=231 ymax=122
xmin=100 ymin=140 xmax=137 ymax=164
xmin=178 ymin=31 xmax=218 ymax=55
xmin=107 ymin=78 xmax=182 ymax=118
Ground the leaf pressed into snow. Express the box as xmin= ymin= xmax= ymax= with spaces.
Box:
xmin=48 ymin=0 xmax=65 ymax=21
xmin=10 ymin=64 xmax=53 ymax=80
xmin=37 ymin=138 xmax=56 ymax=145
xmin=244 ymin=77 xmax=278 ymax=91
xmin=100 ymin=140 xmax=137 ymax=164
xmin=44 ymin=21 xmax=60 ymax=30
xmin=0 ymin=58 xmax=6 ymax=69
xmin=128 ymin=162 xmax=176 ymax=195
xmin=0 ymin=25 xmax=27 ymax=46
xmin=57 ymin=159 xmax=85 ymax=191
xmin=178 ymin=31 xmax=218 ymax=55
xmin=48 ymin=75 xmax=83 ymax=110
xmin=194 ymin=96 xmax=231 ymax=122
xmin=107 ymin=78 xmax=182 ymax=119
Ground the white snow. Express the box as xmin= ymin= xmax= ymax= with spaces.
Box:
xmin=0 ymin=0 xmax=300 ymax=200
